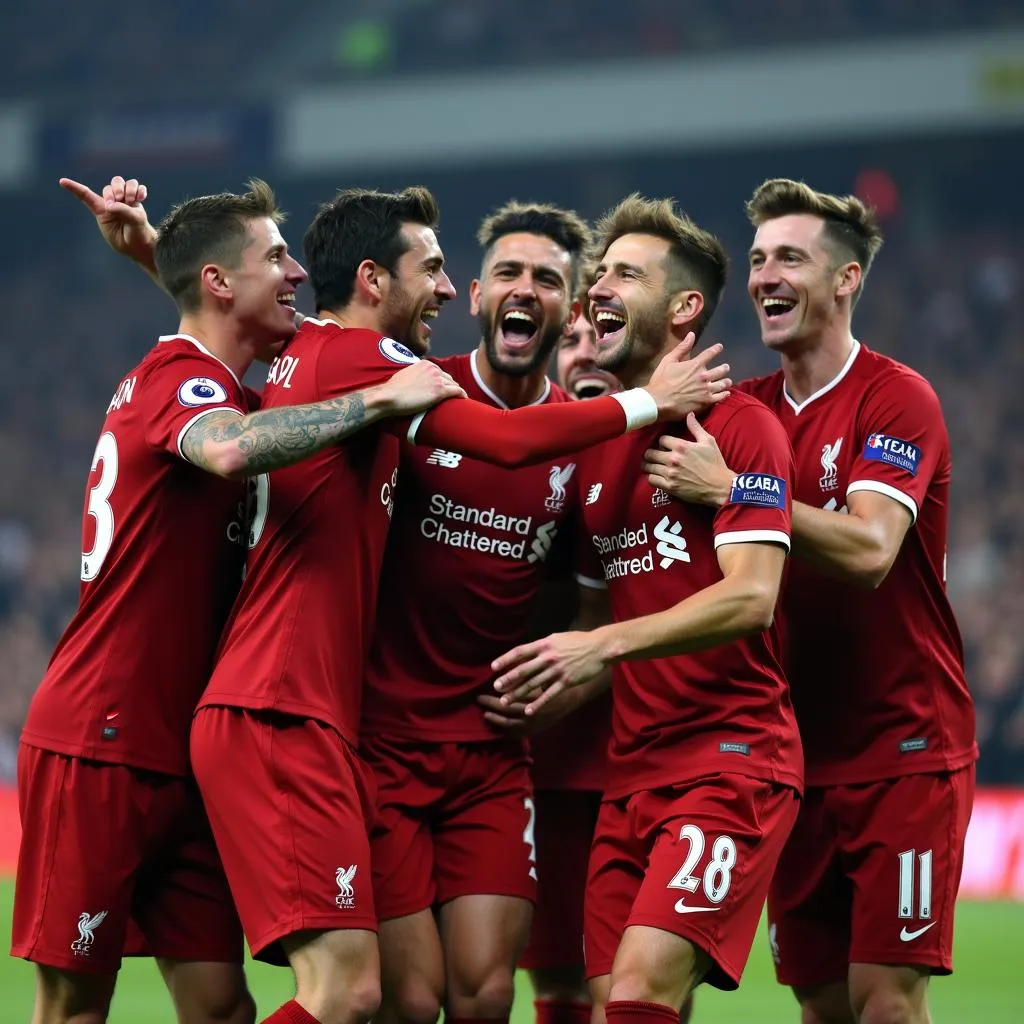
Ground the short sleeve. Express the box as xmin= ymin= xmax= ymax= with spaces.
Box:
xmin=316 ymin=331 xmax=418 ymax=400
xmin=847 ymin=372 xmax=948 ymax=524
xmin=712 ymin=403 xmax=793 ymax=551
xmin=141 ymin=352 xmax=246 ymax=458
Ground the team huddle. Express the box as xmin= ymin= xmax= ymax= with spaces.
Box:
xmin=11 ymin=172 xmax=976 ymax=1024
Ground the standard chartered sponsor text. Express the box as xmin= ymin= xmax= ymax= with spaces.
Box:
xmin=421 ymin=492 xmax=533 ymax=559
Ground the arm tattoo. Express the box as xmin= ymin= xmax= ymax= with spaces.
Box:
xmin=181 ymin=391 xmax=374 ymax=475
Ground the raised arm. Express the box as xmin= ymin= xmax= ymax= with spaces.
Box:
xmin=60 ymin=175 xmax=163 ymax=290
xmin=181 ymin=360 xmax=465 ymax=479
xmin=410 ymin=337 xmax=731 ymax=469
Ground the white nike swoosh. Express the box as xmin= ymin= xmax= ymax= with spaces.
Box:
xmin=899 ymin=922 xmax=937 ymax=942
xmin=674 ymin=899 xmax=721 ymax=914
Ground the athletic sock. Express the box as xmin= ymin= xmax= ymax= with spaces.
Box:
xmin=260 ymin=999 xmax=321 ymax=1024
xmin=605 ymin=998 xmax=680 ymax=1024
xmin=535 ymin=998 xmax=592 ymax=1024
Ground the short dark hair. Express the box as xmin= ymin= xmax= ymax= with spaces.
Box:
xmin=746 ymin=178 xmax=884 ymax=303
xmin=154 ymin=178 xmax=283 ymax=313
xmin=477 ymin=201 xmax=592 ymax=293
xmin=303 ymin=186 xmax=440 ymax=311
xmin=594 ymin=194 xmax=729 ymax=338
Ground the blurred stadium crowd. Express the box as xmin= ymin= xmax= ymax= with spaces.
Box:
xmin=0 ymin=161 xmax=1019 ymax=784
xmin=1 ymin=0 xmax=1020 ymax=93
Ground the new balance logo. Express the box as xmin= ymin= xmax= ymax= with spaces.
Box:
xmin=651 ymin=487 xmax=671 ymax=508
xmin=335 ymin=865 xmax=358 ymax=908
xmin=823 ymin=497 xmax=848 ymax=514
xmin=426 ymin=449 xmax=463 ymax=468
xmin=654 ymin=516 xmax=690 ymax=568
xmin=899 ymin=922 xmax=937 ymax=942
xmin=71 ymin=911 xmax=107 ymax=956
xmin=586 ymin=483 xmax=602 ymax=505
xmin=544 ymin=464 xmax=576 ymax=512
xmin=819 ymin=437 xmax=843 ymax=492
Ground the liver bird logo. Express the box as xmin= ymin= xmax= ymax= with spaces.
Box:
xmin=544 ymin=463 xmax=576 ymax=511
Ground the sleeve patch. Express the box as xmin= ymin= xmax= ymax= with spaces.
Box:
xmin=379 ymin=337 xmax=419 ymax=365
xmin=178 ymin=377 xmax=229 ymax=407
xmin=728 ymin=473 xmax=786 ymax=509
xmin=862 ymin=433 xmax=921 ymax=476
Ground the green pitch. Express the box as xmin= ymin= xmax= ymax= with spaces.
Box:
xmin=2 ymin=880 xmax=1021 ymax=1022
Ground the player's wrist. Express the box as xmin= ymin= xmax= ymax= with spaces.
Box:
xmin=612 ymin=388 xmax=659 ymax=431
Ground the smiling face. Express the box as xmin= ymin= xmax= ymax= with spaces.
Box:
xmin=226 ymin=216 xmax=308 ymax=355
xmin=380 ymin=222 xmax=456 ymax=355
xmin=555 ymin=314 xmax=620 ymax=400
xmin=748 ymin=212 xmax=859 ymax=353
xmin=470 ymin=232 xmax=574 ymax=379
xmin=588 ymin=233 xmax=677 ymax=375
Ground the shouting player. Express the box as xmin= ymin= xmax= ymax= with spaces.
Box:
xmin=13 ymin=178 xmax=463 ymax=1024
xmin=187 ymin=187 xmax=733 ymax=1024
xmin=361 ymin=204 xmax=669 ymax=1024
xmin=644 ymin=179 xmax=977 ymax=1024
xmin=493 ymin=195 xmax=803 ymax=1022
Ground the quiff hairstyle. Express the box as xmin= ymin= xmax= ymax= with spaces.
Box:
xmin=746 ymin=178 xmax=884 ymax=303
xmin=154 ymin=178 xmax=283 ymax=313
xmin=477 ymin=200 xmax=592 ymax=293
xmin=303 ymin=186 xmax=440 ymax=311
xmin=593 ymin=194 xmax=729 ymax=338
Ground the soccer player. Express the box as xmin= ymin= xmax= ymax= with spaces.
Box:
xmin=642 ymin=179 xmax=977 ymax=1024
xmin=13 ymin=179 xmax=465 ymax=1024
xmin=187 ymin=186 xmax=733 ymax=1024
xmin=361 ymin=205 xmax=655 ymax=1024
xmin=492 ymin=195 xmax=802 ymax=1023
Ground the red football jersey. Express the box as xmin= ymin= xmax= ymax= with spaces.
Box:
xmin=576 ymin=392 xmax=802 ymax=801
xmin=20 ymin=335 xmax=251 ymax=775
xmin=740 ymin=342 xmax=977 ymax=785
xmin=363 ymin=351 xmax=584 ymax=741
xmin=201 ymin=320 xmax=654 ymax=746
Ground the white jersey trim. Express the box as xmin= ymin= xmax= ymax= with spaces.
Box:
xmin=575 ymin=572 xmax=608 ymax=590
xmin=176 ymin=406 xmax=242 ymax=461
xmin=407 ymin=411 xmax=427 ymax=444
xmin=846 ymin=479 xmax=918 ymax=524
xmin=470 ymin=349 xmax=550 ymax=409
xmin=783 ymin=339 xmax=860 ymax=415
xmin=714 ymin=529 xmax=791 ymax=552
xmin=158 ymin=334 xmax=243 ymax=391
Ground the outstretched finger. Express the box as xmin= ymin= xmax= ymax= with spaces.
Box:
xmin=686 ymin=411 xmax=713 ymax=441
xmin=692 ymin=342 xmax=724 ymax=368
xmin=663 ymin=331 xmax=697 ymax=362
xmin=524 ymin=682 xmax=567 ymax=717
xmin=59 ymin=178 xmax=104 ymax=214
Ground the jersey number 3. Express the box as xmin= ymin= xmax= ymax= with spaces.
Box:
xmin=81 ymin=432 xmax=118 ymax=581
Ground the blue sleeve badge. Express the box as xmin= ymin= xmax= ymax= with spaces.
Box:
xmin=863 ymin=434 xmax=921 ymax=476
xmin=728 ymin=473 xmax=786 ymax=509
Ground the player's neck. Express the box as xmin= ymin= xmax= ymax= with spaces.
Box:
xmin=176 ymin=315 xmax=253 ymax=381
xmin=472 ymin=344 xmax=548 ymax=408
xmin=316 ymin=307 xmax=382 ymax=333
xmin=779 ymin=328 xmax=857 ymax=404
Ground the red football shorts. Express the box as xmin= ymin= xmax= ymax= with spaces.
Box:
xmin=584 ymin=773 xmax=799 ymax=990
xmin=362 ymin=735 xmax=537 ymax=921
xmin=190 ymin=706 xmax=377 ymax=963
xmin=520 ymin=788 xmax=602 ymax=971
xmin=767 ymin=766 xmax=975 ymax=986
xmin=12 ymin=743 xmax=242 ymax=974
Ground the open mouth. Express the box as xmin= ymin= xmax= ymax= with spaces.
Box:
xmin=276 ymin=292 xmax=297 ymax=312
xmin=592 ymin=308 xmax=627 ymax=346
xmin=568 ymin=371 xmax=619 ymax=400
xmin=499 ymin=308 xmax=539 ymax=351
xmin=760 ymin=296 xmax=798 ymax=321
xmin=420 ymin=307 xmax=440 ymax=335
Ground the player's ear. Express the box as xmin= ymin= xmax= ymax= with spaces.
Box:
xmin=564 ymin=299 xmax=582 ymax=333
xmin=355 ymin=259 xmax=386 ymax=304
xmin=670 ymin=289 xmax=704 ymax=331
xmin=836 ymin=261 xmax=862 ymax=301
xmin=468 ymin=278 xmax=483 ymax=316
xmin=200 ymin=263 xmax=232 ymax=302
